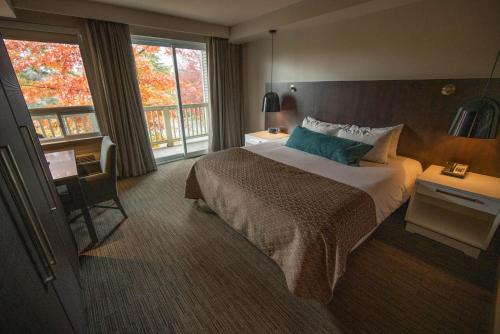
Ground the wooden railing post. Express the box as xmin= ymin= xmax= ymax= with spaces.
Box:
xmin=163 ymin=107 xmax=175 ymax=147
xmin=144 ymin=103 xmax=209 ymax=148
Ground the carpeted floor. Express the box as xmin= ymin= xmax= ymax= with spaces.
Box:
xmin=75 ymin=159 xmax=498 ymax=334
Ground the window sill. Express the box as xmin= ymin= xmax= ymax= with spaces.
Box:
xmin=41 ymin=135 xmax=103 ymax=153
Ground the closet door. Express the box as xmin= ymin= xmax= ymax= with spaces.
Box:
xmin=0 ymin=171 xmax=75 ymax=333
xmin=0 ymin=36 xmax=79 ymax=277
xmin=0 ymin=38 xmax=86 ymax=333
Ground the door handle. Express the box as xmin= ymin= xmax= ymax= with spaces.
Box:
xmin=0 ymin=146 xmax=57 ymax=284
xmin=435 ymin=188 xmax=484 ymax=205
xmin=19 ymin=125 xmax=57 ymax=211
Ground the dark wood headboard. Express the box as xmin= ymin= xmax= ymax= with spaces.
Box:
xmin=265 ymin=79 xmax=500 ymax=177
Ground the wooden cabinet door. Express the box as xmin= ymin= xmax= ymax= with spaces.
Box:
xmin=0 ymin=36 xmax=80 ymax=278
xmin=0 ymin=38 xmax=86 ymax=333
xmin=0 ymin=171 xmax=75 ymax=334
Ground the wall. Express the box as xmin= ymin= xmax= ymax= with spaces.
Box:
xmin=0 ymin=9 xmax=207 ymax=44
xmin=0 ymin=9 xmax=207 ymax=156
xmin=12 ymin=0 xmax=228 ymax=38
xmin=243 ymin=0 xmax=500 ymax=132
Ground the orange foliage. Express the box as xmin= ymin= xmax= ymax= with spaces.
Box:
xmin=132 ymin=44 xmax=206 ymax=106
xmin=177 ymin=48 xmax=206 ymax=105
xmin=5 ymin=40 xmax=207 ymax=110
xmin=4 ymin=39 xmax=93 ymax=108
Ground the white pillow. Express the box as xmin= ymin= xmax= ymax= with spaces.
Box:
xmin=302 ymin=116 xmax=404 ymax=163
xmin=336 ymin=125 xmax=397 ymax=164
xmin=302 ymin=116 xmax=348 ymax=136
xmin=385 ymin=124 xmax=404 ymax=158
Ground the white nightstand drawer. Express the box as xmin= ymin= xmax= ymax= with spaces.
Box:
xmin=245 ymin=136 xmax=264 ymax=146
xmin=416 ymin=182 xmax=500 ymax=215
xmin=406 ymin=165 xmax=500 ymax=258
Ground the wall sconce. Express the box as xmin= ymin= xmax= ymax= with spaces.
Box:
xmin=441 ymin=84 xmax=456 ymax=96
xmin=290 ymin=84 xmax=297 ymax=92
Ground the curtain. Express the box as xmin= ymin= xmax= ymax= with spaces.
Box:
xmin=81 ymin=19 xmax=156 ymax=177
xmin=207 ymin=37 xmax=243 ymax=151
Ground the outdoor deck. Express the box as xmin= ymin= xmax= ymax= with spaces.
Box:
xmin=152 ymin=136 xmax=208 ymax=160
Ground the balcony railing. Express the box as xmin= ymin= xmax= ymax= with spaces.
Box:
xmin=29 ymin=103 xmax=209 ymax=147
xmin=30 ymin=106 xmax=100 ymax=142
xmin=144 ymin=103 xmax=209 ymax=148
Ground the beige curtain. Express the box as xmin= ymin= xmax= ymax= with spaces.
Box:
xmin=207 ymin=37 xmax=243 ymax=151
xmin=81 ymin=19 xmax=156 ymax=177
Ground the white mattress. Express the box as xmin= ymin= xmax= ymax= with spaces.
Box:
xmin=244 ymin=139 xmax=422 ymax=224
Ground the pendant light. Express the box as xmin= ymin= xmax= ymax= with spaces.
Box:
xmin=262 ymin=30 xmax=280 ymax=113
xmin=448 ymin=49 xmax=499 ymax=139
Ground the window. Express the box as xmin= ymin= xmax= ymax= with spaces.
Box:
xmin=132 ymin=37 xmax=209 ymax=162
xmin=4 ymin=38 xmax=99 ymax=141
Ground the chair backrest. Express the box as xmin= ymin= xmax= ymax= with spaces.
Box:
xmin=100 ymin=136 xmax=117 ymax=177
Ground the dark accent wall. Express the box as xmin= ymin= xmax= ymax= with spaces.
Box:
xmin=265 ymin=79 xmax=500 ymax=177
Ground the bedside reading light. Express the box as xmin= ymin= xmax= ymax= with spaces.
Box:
xmin=444 ymin=49 xmax=500 ymax=178
xmin=449 ymin=49 xmax=499 ymax=139
xmin=448 ymin=98 xmax=499 ymax=139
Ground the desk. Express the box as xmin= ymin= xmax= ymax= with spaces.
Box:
xmin=45 ymin=150 xmax=78 ymax=181
xmin=45 ymin=150 xmax=98 ymax=247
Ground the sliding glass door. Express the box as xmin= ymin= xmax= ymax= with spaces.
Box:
xmin=132 ymin=37 xmax=209 ymax=163
xmin=175 ymin=47 xmax=210 ymax=155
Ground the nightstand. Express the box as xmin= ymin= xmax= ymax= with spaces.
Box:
xmin=244 ymin=131 xmax=289 ymax=146
xmin=405 ymin=165 xmax=500 ymax=258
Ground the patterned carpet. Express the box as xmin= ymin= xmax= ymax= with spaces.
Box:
xmin=75 ymin=159 xmax=498 ymax=334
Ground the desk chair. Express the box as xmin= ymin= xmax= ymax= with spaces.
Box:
xmin=78 ymin=136 xmax=127 ymax=219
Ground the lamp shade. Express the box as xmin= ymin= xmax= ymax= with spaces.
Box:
xmin=262 ymin=91 xmax=280 ymax=112
xmin=448 ymin=98 xmax=499 ymax=139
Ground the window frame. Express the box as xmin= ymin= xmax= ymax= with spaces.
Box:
xmin=1 ymin=28 xmax=100 ymax=143
xmin=30 ymin=106 xmax=100 ymax=143
xmin=131 ymin=35 xmax=206 ymax=51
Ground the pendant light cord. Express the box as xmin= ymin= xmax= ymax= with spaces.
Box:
xmin=481 ymin=48 xmax=500 ymax=98
xmin=270 ymin=31 xmax=274 ymax=92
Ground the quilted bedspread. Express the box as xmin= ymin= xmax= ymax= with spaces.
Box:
xmin=185 ymin=148 xmax=376 ymax=303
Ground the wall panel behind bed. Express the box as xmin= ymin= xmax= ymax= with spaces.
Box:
xmin=265 ymin=79 xmax=500 ymax=177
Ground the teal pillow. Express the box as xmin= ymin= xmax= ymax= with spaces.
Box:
xmin=285 ymin=126 xmax=373 ymax=166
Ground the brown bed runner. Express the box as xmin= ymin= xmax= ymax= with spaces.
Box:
xmin=185 ymin=148 xmax=377 ymax=303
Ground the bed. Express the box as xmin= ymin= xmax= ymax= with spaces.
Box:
xmin=245 ymin=139 xmax=422 ymax=227
xmin=245 ymin=139 xmax=423 ymax=253
xmin=185 ymin=138 xmax=422 ymax=303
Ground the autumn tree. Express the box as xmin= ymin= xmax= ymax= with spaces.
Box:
xmin=6 ymin=40 xmax=206 ymax=109
xmin=4 ymin=39 xmax=93 ymax=108
xmin=132 ymin=45 xmax=206 ymax=106
xmin=5 ymin=39 xmax=208 ymax=142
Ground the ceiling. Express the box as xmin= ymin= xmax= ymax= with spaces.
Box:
xmin=88 ymin=0 xmax=301 ymax=26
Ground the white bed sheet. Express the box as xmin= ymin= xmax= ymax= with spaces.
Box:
xmin=244 ymin=139 xmax=422 ymax=224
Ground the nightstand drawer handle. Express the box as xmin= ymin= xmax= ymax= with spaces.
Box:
xmin=435 ymin=189 xmax=484 ymax=205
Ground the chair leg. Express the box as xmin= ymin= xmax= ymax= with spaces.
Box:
xmin=82 ymin=206 xmax=98 ymax=244
xmin=114 ymin=196 xmax=128 ymax=218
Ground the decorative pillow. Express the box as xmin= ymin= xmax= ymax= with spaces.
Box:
xmin=286 ymin=126 xmax=373 ymax=166
xmin=302 ymin=116 xmax=348 ymax=136
xmin=336 ymin=125 xmax=397 ymax=164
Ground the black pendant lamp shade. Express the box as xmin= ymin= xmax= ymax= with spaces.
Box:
xmin=448 ymin=49 xmax=500 ymax=139
xmin=263 ymin=30 xmax=280 ymax=112
xmin=448 ymin=98 xmax=499 ymax=139
xmin=262 ymin=91 xmax=280 ymax=113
